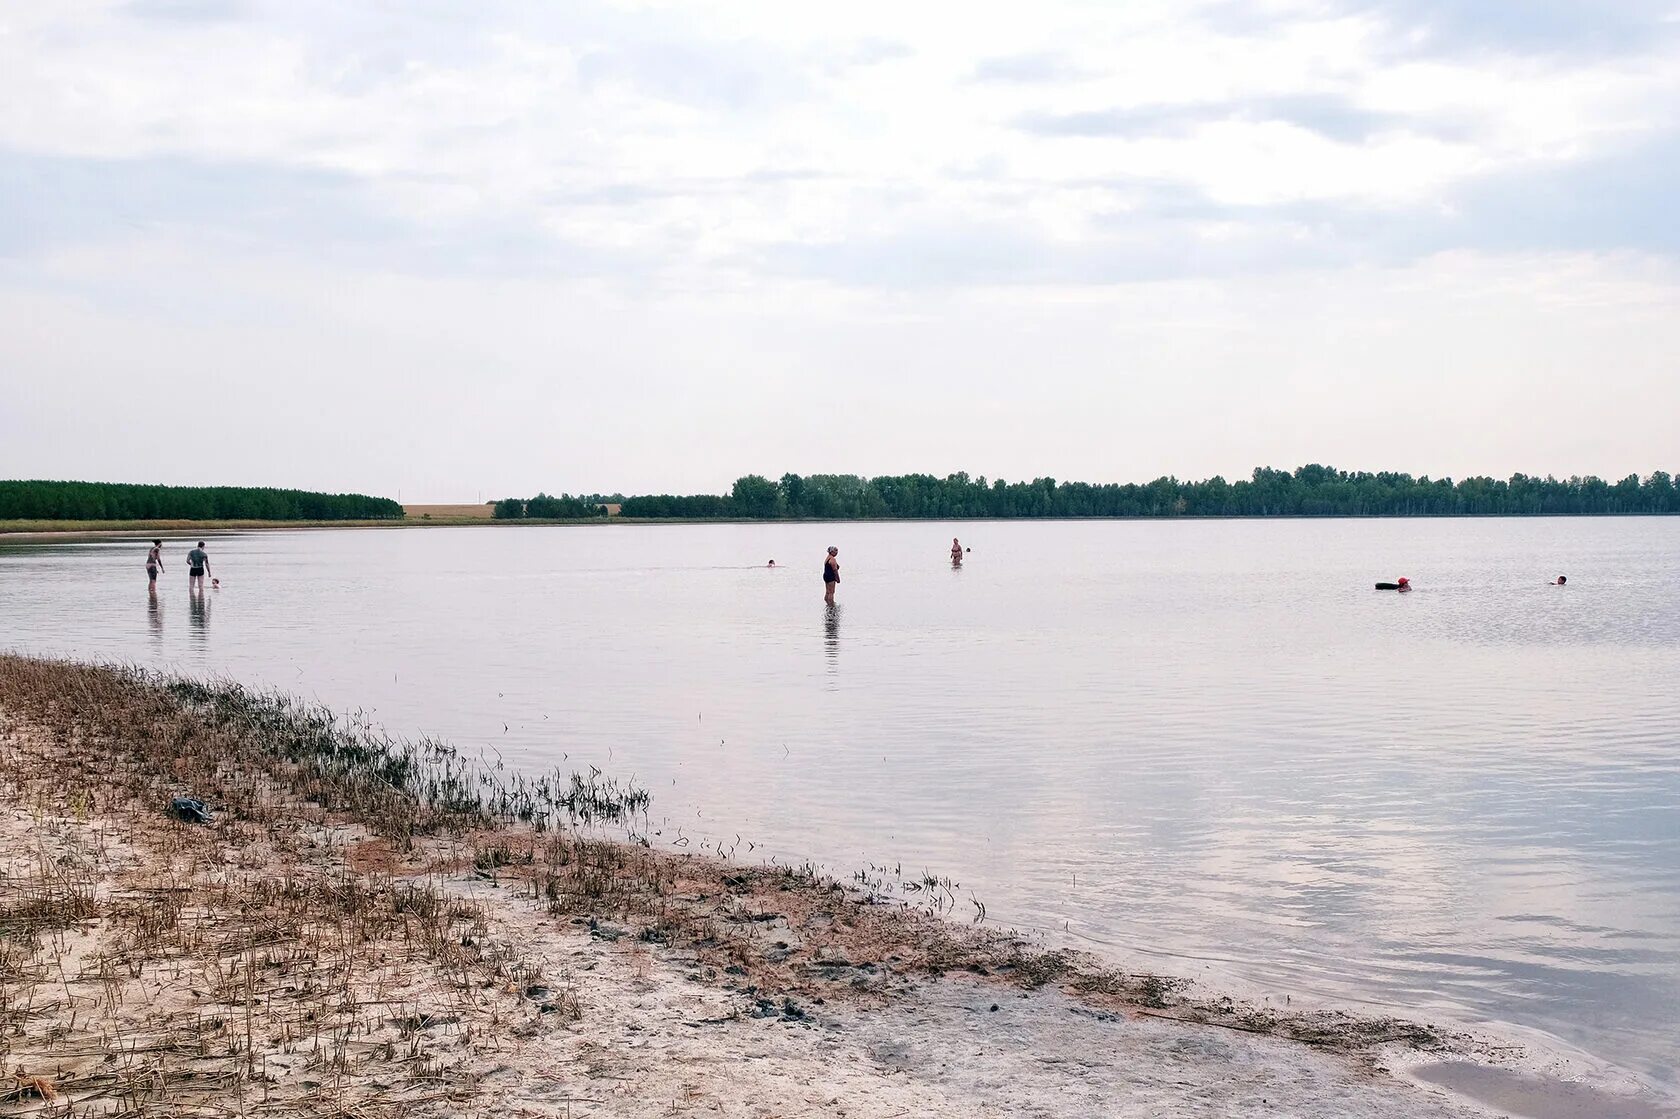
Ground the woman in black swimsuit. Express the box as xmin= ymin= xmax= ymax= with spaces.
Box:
xmin=823 ymin=546 xmax=840 ymax=603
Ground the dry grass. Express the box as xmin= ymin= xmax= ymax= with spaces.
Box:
xmin=0 ymin=658 xmax=573 ymax=1117
xmin=401 ymin=505 xmax=494 ymax=519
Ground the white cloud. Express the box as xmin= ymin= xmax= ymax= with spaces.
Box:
xmin=4 ymin=0 xmax=1675 ymax=252
xmin=1 ymin=0 xmax=1677 ymax=492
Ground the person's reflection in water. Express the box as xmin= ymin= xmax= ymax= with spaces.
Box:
xmin=147 ymin=585 xmax=163 ymax=641
xmin=824 ymin=602 xmax=841 ymax=664
xmin=189 ymin=587 xmax=210 ymax=640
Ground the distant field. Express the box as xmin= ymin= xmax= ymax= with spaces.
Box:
xmin=404 ymin=504 xmax=495 ymax=519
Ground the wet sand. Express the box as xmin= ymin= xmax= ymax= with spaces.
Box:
xmin=1410 ymin=1063 xmax=1677 ymax=1119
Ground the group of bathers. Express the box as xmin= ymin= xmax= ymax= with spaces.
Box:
xmin=146 ymin=540 xmax=210 ymax=584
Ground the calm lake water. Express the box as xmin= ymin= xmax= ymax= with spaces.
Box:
xmin=3 ymin=519 xmax=1677 ymax=1092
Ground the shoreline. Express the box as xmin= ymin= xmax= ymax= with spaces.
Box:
xmin=0 ymin=517 xmax=588 ymax=539
xmin=1 ymin=656 xmax=1671 ymax=1117
xmin=6 ymin=510 xmax=1680 ymax=541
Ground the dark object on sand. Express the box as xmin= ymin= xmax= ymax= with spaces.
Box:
xmin=169 ymin=796 xmax=213 ymax=824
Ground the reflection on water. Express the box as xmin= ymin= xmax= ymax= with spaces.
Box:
xmin=189 ymin=588 xmax=210 ymax=638
xmin=824 ymin=602 xmax=841 ymax=664
xmin=147 ymin=586 xmax=162 ymax=640
xmin=1 ymin=518 xmax=1678 ymax=1095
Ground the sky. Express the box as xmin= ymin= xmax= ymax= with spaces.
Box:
xmin=1 ymin=0 xmax=1677 ymax=501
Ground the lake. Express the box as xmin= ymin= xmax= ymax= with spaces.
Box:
xmin=3 ymin=518 xmax=1677 ymax=1094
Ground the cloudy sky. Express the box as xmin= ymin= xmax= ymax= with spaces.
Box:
xmin=2 ymin=0 xmax=1677 ymax=500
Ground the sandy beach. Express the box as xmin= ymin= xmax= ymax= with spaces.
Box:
xmin=0 ymin=655 xmax=1668 ymax=1118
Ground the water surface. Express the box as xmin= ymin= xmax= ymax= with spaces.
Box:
xmin=3 ymin=518 xmax=1677 ymax=1092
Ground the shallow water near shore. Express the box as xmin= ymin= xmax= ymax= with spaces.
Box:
xmin=3 ymin=517 xmax=1678 ymax=1096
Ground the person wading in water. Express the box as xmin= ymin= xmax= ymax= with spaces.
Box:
xmin=823 ymin=546 xmax=840 ymax=603
xmin=145 ymin=540 xmax=164 ymax=588
xmin=187 ymin=541 xmax=212 ymax=593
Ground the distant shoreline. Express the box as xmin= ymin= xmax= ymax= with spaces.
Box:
xmin=4 ymin=510 xmax=1678 ymax=541
xmin=0 ymin=516 xmax=601 ymax=539
xmin=11 ymin=469 xmax=1676 ymax=527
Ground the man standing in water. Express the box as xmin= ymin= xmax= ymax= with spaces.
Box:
xmin=186 ymin=540 xmax=212 ymax=592
xmin=146 ymin=539 xmax=164 ymax=587
xmin=823 ymin=546 xmax=840 ymax=603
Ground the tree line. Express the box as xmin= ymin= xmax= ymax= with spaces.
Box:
xmin=0 ymin=480 xmax=404 ymax=521
xmin=616 ymin=466 xmax=1680 ymax=520
xmin=14 ymin=467 xmax=1677 ymax=525
xmin=492 ymin=493 xmax=615 ymax=519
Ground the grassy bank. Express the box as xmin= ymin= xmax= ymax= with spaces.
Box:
xmin=0 ymin=517 xmax=618 ymax=537
xmin=0 ymin=656 xmax=1484 ymax=1117
xmin=0 ymin=518 xmax=428 ymax=536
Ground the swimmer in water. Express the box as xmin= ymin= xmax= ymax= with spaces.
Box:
xmin=767 ymin=560 xmax=776 ymax=568
xmin=1552 ymin=575 xmax=1567 ymax=585
xmin=145 ymin=539 xmax=164 ymax=587
xmin=823 ymin=546 xmax=840 ymax=603
xmin=951 ymin=537 xmax=963 ymax=565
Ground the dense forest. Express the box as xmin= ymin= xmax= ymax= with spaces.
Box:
xmin=0 ymin=481 xmax=404 ymax=521
xmin=618 ymin=466 xmax=1680 ymax=519
xmin=492 ymin=493 xmax=613 ymax=519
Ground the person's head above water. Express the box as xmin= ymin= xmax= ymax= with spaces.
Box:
xmin=1556 ymin=575 xmax=1567 ymax=585
xmin=1397 ymin=577 xmax=1410 ymax=587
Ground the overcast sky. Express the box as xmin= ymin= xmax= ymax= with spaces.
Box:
xmin=2 ymin=1 xmax=1677 ymax=500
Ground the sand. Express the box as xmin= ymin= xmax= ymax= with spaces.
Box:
xmin=0 ymin=785 xmax=1492 ymax=1119
xmin=456 ymin=875 xmax=1496 ymax=1119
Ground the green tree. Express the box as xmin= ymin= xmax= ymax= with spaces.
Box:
xmin=731 ymin=475 xmax=783 ymax=518
xmin=0 ymin=481 xmax=403 ymax=521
